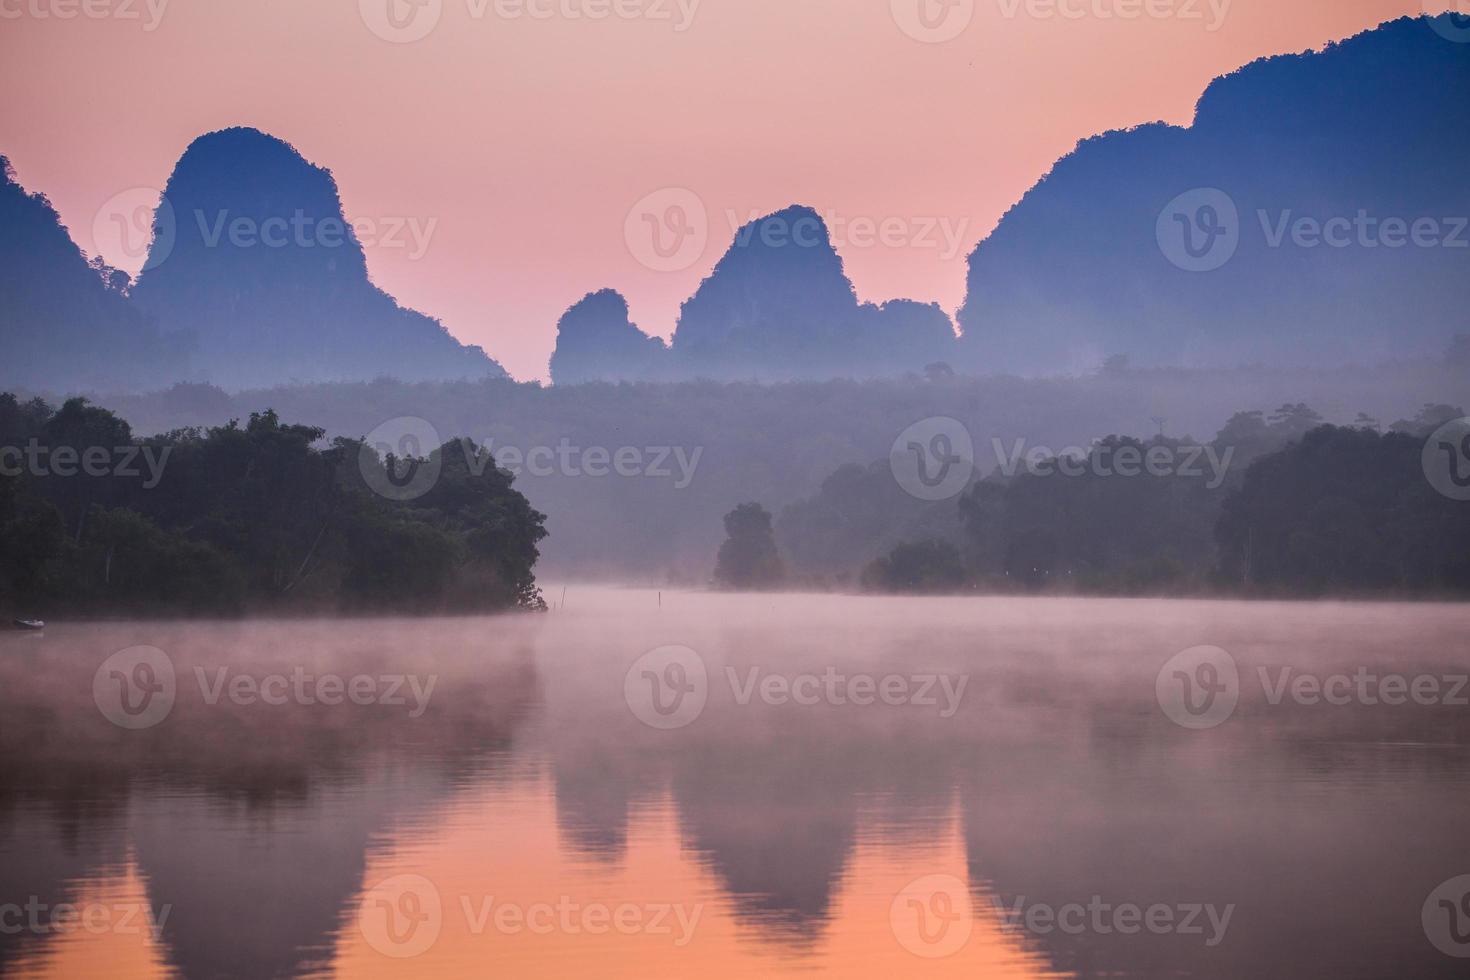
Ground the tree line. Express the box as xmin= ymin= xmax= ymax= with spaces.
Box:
xmin=0 ymin=394 xmax=547 ymax=616
xmin=715 ymin=403 xmax=1470 ymax=598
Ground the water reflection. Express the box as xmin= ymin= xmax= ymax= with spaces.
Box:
xmin=1 ymin=591 xmax=1468 ymax=977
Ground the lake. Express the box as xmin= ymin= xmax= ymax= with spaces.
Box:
xmin=2 ymin=589 xmax=1469 ymax=978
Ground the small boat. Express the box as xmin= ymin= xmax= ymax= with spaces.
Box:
xmin=11 ymin=619 xmax=45 ymax=631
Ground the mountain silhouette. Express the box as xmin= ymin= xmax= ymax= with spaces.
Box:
xmin=548 ymin=288 xmax=668 ymax=384
xmin=552 ymin=205 xmax=957 ymax=382
xmin=555 ymin=16 xmax=1469 ymax=383
xmin=670 ymin=205 xmax=863 ymax=376
xmin=668 ymin=205 xmax=957 ymax=380
xmin=954 ymin=15 xmax=1470 ymax=374
xmin=11 ymin=15 xmax=1467 ymax=392
xmin=127 ymin=127 xmax=504 ymax=388
xmin=0 ymin=157 xmax=186 ymax=392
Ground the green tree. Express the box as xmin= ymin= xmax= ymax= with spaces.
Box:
xmin=1216 ymin=425 xmax=1470 ymax=594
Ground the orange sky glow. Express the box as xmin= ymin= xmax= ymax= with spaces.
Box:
xmin=0 ymin=0 xmax=1454 ymax=379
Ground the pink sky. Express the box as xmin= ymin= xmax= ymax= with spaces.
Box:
xmin=0 ymin=0 xmax=1453 ymax=380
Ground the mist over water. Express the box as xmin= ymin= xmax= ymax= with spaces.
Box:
xmin=3 ymin=590 xmax=1469 ymax=978
xmin=3 ymin=6 xmax=1469 ymax=979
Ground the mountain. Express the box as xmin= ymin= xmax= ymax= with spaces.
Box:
xmin=548 ymin=289 xmax=668 ymax=384
xmin=0 ymin=157 xmax=185 ymax=392
xmin=666 ymin=205 xmax=958 ymax=380
xmin=954 ymin=15 xmax=1470 ymax=375
xmin=550 ymin=206 xmax=957 ymax=384
xmin=128 ymin=127 xmax=504 ymax=388
xmin=668 ymin=205 xmax=863 ymax=378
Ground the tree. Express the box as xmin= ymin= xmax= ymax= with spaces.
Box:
xmin=0 ymin=393 xmax=551 ymax=614
xmin=861 ymin=539 xmax=966 ymax=593
xmin=958 ymin=435 xmax=1222 ymax=593
xmin=1267 ymin=402 xmax=1325 ymax=441
xmin=39 ymin=397 xmax=135 ymax=541
xmin=1388 ymin=403 xmax=1465 ymax=437
xmin=713 ymin=503 xmax=784 ymax=589
xmin=1216 ymin=425 xmax=1470 ymax=594
xmin=775 ymin=460 xmax=962 ymax=578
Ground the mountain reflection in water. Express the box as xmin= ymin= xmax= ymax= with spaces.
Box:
xmin=2 ymin=590 xmax=1468 ymax=978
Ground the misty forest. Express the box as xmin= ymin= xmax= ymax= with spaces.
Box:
xmin=5 ymin=16 xmax=1470 ymax=614
xmin=5 ymin=7 xmax=1470 ymax=980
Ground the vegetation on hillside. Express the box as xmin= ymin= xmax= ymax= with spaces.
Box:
xmin=0 ymin=393 xmax=547 ymax=616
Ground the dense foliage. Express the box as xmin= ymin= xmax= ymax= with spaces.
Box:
xmin=61 ymin=352 xmax=1470 ymax=579
xmin=773 ymin=403 xmax=1470 ymax=598
xmin=1217 ymin=426 xmax=1470 ymax=594
xmin=860 ymin=539 xmax=967 ymax=594
xmin=0 ymin=394 xmax=547 ymax=616
xmin=713 ymin=503 xmax=785 ymax=589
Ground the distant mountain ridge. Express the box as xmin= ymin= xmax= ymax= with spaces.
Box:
xmin=6 ymin=16 xmax=1467 ymax=392
xmin=953 ymin=15 xmax=1470 ymax=374
xmin=1 ymin=129 xmax=504 ymax=393
xmin=0 ymin=157 xmax=185 ymax=393
xmin=129 ymin=128 xmax=505 ymax=389
xmin=552 ymin=14 xmax=1470 ymax=384
xmin=547 ymin=289 xmax=669 ymax=385
xmin=549 ymin=205 xmax=957 ymax=383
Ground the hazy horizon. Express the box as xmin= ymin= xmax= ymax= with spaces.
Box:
xmin=4 ymin=6 xmax=1470 ymax=977
xmin=1 ymin=0 xmax=1459 ymax=380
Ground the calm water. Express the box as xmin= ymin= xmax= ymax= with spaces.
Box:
xmin=3 ymin=590 xmax=1470 ymax=978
